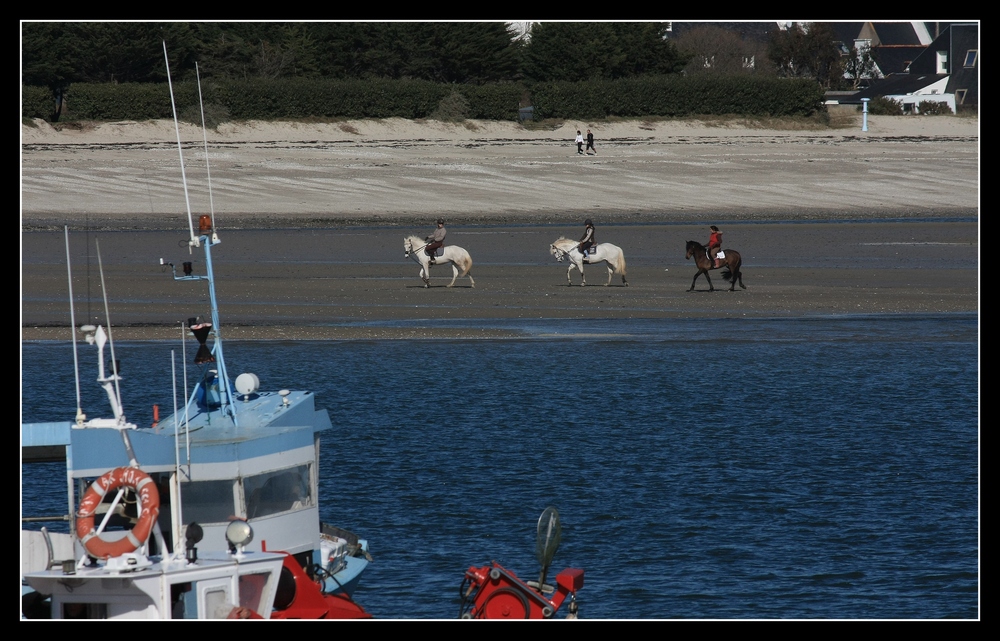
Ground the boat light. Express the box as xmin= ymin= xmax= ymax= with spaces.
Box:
xmin=226 ymin=520 xmax=254 ymax=552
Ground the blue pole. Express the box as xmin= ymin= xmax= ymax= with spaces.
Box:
xmin=861 ymin=98 xmax=870 ymax=132
xmin=201 ymin=237 xmax=237 ymax=423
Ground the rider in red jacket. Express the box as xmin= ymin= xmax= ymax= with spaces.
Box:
xmin=707 ymin=225 xmax=722 ymax=267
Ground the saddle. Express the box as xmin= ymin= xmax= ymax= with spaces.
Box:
xmin=425 ymin=247 xmax=444 ymax=257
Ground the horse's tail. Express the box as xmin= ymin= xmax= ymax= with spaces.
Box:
xmin=616 ymin=250 xmax=627 ymax=275
xmin=460 ymin=251 xmax=473 ymax=276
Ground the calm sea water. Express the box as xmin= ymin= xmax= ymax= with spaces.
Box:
xmin=21 ymin=315 xmax=980 ymax=619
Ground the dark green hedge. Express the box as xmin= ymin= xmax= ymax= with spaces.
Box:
xmin=22 ymin=85 xmax=53 ymax=119
xmin=22 ymin=76 xmax=824 ymax=123
xmin=530 ymin=75 xmax=824 ymax=119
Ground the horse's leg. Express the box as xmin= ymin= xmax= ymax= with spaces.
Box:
xmin=688 ymin=269 xmax=714 ymax=292
xmin=567 ymin=261 xmax=585 ymax=286
xmin=420 ymin=263 xmax=430 ymax=288
xmin=448 ymin=263 xmax=458 ymax=287
xmin=688 ymin=270 xmax=702 ymax=292
xmin=605 ymin=263 xmax=613 ymax=286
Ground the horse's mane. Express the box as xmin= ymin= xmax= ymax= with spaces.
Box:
xmin=686 ymin=240 xmax=704 ymax=249
xmin=405 ymin=235 xmax=424 ymax=245
xmin=553 ymin=236 xmax=573 ymax=245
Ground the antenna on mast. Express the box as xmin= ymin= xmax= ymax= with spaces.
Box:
xmin=195 ymin=62 xmax=219 ymax=245
xmin=163 ymin=40 xmax=198 ymax=250
xmin=65 ymin=227 xmax=87 ymax=425
xmin=95 ymin=238 xmax=126 ymax=425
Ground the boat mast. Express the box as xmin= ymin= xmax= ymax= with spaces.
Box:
xmin=163 ymin=41 xmax=237 ymax=423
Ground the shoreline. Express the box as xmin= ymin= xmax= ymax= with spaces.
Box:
xmin=21 ymin=311 xmax=980 ymax=343
xmin=19 ymin=207 xmax=980 ymax=233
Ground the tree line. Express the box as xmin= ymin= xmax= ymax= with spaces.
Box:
xmin=22 ymin=22 xmax=859 ymax=91
xmin=22 ymin=23 xmax=684 ymax=88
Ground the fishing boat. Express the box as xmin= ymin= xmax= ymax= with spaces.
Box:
xmin=20 ymin=44 xmax=371 ymax=619
xmin=21 ymin=305 xmax=371 ymax=619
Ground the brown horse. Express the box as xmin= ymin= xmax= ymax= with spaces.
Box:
xmin=685 ymin=240 xmax=746 ymax=292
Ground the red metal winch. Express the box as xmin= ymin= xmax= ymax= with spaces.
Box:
xmin=458 ymin=507 xmax=584 ymax=619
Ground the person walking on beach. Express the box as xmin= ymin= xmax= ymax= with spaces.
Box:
xmin=425 ymin=218 xmax=446 ymax=264
xmin=578 ymin=219 xmax=596 ymax=257
xmin=585 ymin=129 xmax=597 ymax=155
xmin=575 ymin=130 xmax=584 ymax=155
xmin=707 ymin=225 xmax=722 ymax=268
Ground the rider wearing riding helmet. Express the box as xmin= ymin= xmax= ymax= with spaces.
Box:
xmin=425 ymin=218 xmax=446 ymax=264
xmin=578 ymin=219 xmax=596 ymax=257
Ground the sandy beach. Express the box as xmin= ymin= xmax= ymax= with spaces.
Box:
xmin=21 ymin=113 xmax=979 ymax=340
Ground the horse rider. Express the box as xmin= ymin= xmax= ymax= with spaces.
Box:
xmin=425 ymin=218 xmax=447 ymax=264
xmin=707 ymin=225 xmax=722 ymax=268
xmin=578 ymin=219 xmax=596 ymax=258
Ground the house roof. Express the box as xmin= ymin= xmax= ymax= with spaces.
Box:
xmin=852 ymin=73 xmax=949 ymax=101
xmin=874 ymin=45 xmax=928 ymax=74
xmin=868 ymin=22 xmax=925 ymax=46
xmin=827 ymin=22 xmax=865 ymax=44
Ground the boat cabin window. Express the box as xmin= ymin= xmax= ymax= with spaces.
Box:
xmin=244 ymin=465 xmax=313 ymax=518
xmin=180 ymin=479 xmax=238 ymax=524
xmin=239 ymin=572 xmax=272 ymax=613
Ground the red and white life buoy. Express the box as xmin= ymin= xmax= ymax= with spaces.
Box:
xmin=75 ymin=467 xmax=160 ymax=559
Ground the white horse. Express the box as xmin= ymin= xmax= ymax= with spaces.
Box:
xmin=404 ymin=235 xmax=475 ymax=288
xmin=550 ymin=237 xmax=628 ymax=287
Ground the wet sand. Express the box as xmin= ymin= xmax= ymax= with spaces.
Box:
xmin=20 ymin=115 xmax=979 ymax=340
xmin=21 ymin=220 xmax=978 ymax=341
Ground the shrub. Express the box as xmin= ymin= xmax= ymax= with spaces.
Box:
xmin=179 ymin=102 xmax=231 ymax=129
xmin=21 ymin=86 xmax=54 ymax=120
xmin=430 ymin=91 xmax=470 ymax=122
xmin=864 ymin=96 xmax=903 ymax=115
xmin=22 ymin=76 xmax=827 ymax=123
xmin=917 ymin=100 xmax=953 ymax=115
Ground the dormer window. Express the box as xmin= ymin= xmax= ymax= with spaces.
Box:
xmin=964 ymin=50 xmax=978 ymax=67
xmin=936 ymin=51 xmax=948 ymax=74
